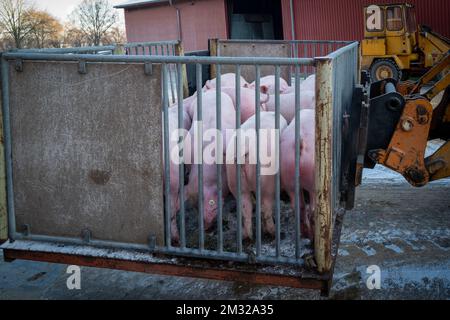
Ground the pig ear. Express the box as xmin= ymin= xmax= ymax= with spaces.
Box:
xmin=205 ymin=80 xmax=212 ymax=90
xmin=260 ymin=85 xmax=269 ymax=94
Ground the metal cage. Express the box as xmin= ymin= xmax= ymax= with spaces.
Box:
xmin=0 ymin=40 xmax=360 ymax=295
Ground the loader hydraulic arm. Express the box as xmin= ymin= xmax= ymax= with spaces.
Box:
xmin=357 ymin=52 xmax=450 ymax=187
xmin=417 ymin=25 xmax=450 ymax=68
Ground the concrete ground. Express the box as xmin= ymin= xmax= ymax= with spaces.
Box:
xmin=1 ymin=163 xmax=449 ymax=300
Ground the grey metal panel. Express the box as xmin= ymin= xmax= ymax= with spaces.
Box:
xmin=8 ymin=61 xmax=164 ymax=246
xmin=217 ymin=41 xmax=291 ymax=83
xmin=329 ymin=43 xmax=359 ymax=215
xmin=314 ymin=42 xmax=359 ymax=272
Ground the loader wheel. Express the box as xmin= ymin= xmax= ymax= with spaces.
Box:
xmin=370 ymin=59 xmax=402 ymax=82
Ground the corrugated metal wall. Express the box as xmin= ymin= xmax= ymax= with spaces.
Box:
xmin=281 ymin=0 xmax=450 ymax=41
xmin=124 ymin=0 xmax=227 ymax=52
xmin=123 ymin=0 xmax=449 ymax=50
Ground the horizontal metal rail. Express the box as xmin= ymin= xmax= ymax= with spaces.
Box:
xmin=217 ymin=39 xmax=352 ymax=45
xmin=11 ymin=46 xmax=116 ymax=54
xmin=326 ymin=41 xmax=359 ymax=59
xmin=2 ymin=52 xmax=315 ymax=66
xmin=9 ymin=232 xmax=305 ymax=266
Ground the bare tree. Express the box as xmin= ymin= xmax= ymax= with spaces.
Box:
xmin=27 ymin=10 xmax=63 ymax=48
xmin=70 ymin=0 xmax=118 ymax=46
xmin=102 ymin=26 xmax=125 ymax=45
xmin=63 ymin=23 xmax=88 ymax=47
xmin=0 ymin=0 xmax=34 ymax=48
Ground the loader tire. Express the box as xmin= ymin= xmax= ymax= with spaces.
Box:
xmin=370 ymin=59 xmax=402 ymax=82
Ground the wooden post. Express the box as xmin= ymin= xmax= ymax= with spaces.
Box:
xmin=175 ymin=42 xmax=189 ymax=98
xmin=209 ymin=38 xmax=218 ymax=80
xmin=0 ymin=85 xmax=8 ymax=244
xmin=314 ymin=57 xmax=334 ymax=274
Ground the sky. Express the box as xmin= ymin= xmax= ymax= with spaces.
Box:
xmin=34 ymin=0 xmax=126 ymax=24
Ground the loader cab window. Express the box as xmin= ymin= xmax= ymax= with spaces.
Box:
xmin=406 ymin=7 xmax=417 ymax=33
xmin=386 ymin=6 xmax=404 ymax=31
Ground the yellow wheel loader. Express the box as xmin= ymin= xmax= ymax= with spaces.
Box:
xmin=361 ymin=3 xmax=449 ymax=82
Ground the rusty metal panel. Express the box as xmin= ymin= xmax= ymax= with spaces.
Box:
xmin=8 ymin=61 xmax=164 ymax=246
xmin=314 ymin=57 xmax=334 ymax=274
xmin=216 ymin=40 xmax=291 ymax=83
xmin=0 ymin=86 xmax=7 ymax=243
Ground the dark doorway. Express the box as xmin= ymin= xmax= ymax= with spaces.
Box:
xmin=226 ymin=0 xmax=284 ymax=40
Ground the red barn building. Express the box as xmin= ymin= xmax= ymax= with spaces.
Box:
xmin=115 ymin=0 xmax=450 ymax=52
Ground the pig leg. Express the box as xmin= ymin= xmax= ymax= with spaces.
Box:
xmin=261 ymin=197 xmax=275 ymax=237
xmin=227 ymin=163 xmax=254 ymax=240
xmin=168 ymin=189 xmax=180 ymax=245
xmin=169 ymin=164 xmax=181 ymax=244
xmin=288 ymin=190 xmax=309 ymax=240
xmin=171 ymin=216 xmax=180 ymax=245
xmin=241 ymin=193 xmax=254 ymax=240
xmin=289 ymin=191 xmax=305 ymax=212
xmin=301 ymin=188 xmax=315 ymax=241
xmin=305 ymin=188 xmax=315 ymax=241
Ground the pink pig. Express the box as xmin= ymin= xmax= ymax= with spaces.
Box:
xmin=170 ymin=94 xmax=197 ymax=122
xmin=283 ymin=74 xmax=316 ymax=94
xmin=185 ymin=90 xmax=236 ymax=231
xmin=163 ymin=106 xmax=193 ymax=243
xmin=265 ymin=91 xmax=315 ymax=123
xmin=226 ymin=112 xmax=288 ymax=240
xmin=247 ymin=75 xmax=290 ymax=95
xmin=301 ymin=74 xmax=316 ymax=92
xmin=220 ymin=86 xmax=269 ymax=123
xmin=204 ymin=73 xmax=249 ymax=91
xmin=280 ymin=109 xmax=315 ymax=241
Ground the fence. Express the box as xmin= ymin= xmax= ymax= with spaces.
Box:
xmin=210 ymin=39 xmax=353 ymax=80
xmin=125 ymin=40 xmax=188 ymax=103
xmin=0 ymin=41 xmax=360 ymax=292
xmin=124 ymin=40 xmax=180 ymax=56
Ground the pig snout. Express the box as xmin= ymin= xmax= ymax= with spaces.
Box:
xmin=204 ymin=198 xmax=218 ymax=230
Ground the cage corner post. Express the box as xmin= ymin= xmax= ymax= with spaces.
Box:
xmin=314 ymin=56 xmax=334 ymax=274
xmin=174 ymin=42 xmax=189 ymax=98
xmin=0 ymin=57 xmax=8 ymax=245
xmin=208 ymin=38 xmax=219 ymax=79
